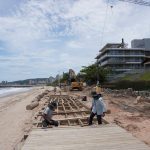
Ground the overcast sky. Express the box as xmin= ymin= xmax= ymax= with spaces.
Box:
xmin=0 ymin=0 xmax=150 ymax=82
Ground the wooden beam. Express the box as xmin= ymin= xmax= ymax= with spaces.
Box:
xmin=53 ymin=110 xmax=90 ymax=115
xmin=66 ymin=99 xmax=84 ymax=127
xmin=33 ymin=117 xmax=107 ymax=126
xmin=61 ymin=98 xmax=71 ymax=126
xmin=70 ymin=98 xmax=88 ymax=117
xmin=38 ymin=110 xmax=90 ymax=116
xmin=73 ymin=98 xmax=90 ymax=111
xmin=55 ymin=116 xmax=89 ymax=121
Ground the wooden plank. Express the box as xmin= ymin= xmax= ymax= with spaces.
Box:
xmin=61 ymin=98 xmax=71 ymax=126
xmin=67 ymin=101 xmax=84 ymax=127
xmin=38 ymin=110 xmax=90 ymax=115
xmin=33 ymin=117 xmax=106 ymax=126
xmin=73 ymin=98 xmax=90 ymax=110
xmin=22 ymin=125 xmax=150 ymax=150
xmin=53 ymin=110 xmax=90 ymax=114
xmin=69 ymin=98 xmax=90 ymax=124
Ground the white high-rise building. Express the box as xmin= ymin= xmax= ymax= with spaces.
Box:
xmin=96 ymin=39 xmax=150 ymax=72
xmin=131 ymin=38 xmax=150 ymax=49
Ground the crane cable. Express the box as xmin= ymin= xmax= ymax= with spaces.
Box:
xmin=100 ymin=0 xmax=110 ymax=48
xmin=100 ymin=0 xmax=150 ymax=49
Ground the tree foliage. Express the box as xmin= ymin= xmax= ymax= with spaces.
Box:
xmin=60 ymin=72 xmax=69 ymax=83
xmin=80 ymin=64 xmax=110 ymax=85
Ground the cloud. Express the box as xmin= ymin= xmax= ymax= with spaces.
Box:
xmin=0 ymin=0 xmax=150 ymax=81
xmin=67 ymin=40 xmax=83 ymax=49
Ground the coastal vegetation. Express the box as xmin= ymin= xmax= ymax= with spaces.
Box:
xmin=108 ymin=71 xmax=150 ymax=90
xmin=79 ymin=64 xmax=111 ymax=85
xmin=121 ymin=71 xmax=150 ymax=81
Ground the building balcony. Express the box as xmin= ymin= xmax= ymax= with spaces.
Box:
xmin=126 ymin=62 xmax=142 ymax=64
xmin=115 ymin=69 xmax=133 ymax=72
xmin=98 ymin=48 xmax=145 ymax=57
xmin=98 ymin=54 xmax=145 ymax=62
xmin=100 ymin=60 xmax=142 ymax=66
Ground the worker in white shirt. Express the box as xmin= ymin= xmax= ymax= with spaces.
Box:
xmin=89 ymin=92 xmax=106 ymax=125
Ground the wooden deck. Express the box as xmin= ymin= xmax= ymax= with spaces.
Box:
xmin=22 ymin=124 xmax=150 ymax=150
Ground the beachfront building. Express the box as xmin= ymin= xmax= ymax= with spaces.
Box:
xmin=96 ymin=39 xmax=150 ymax=73
xmin=131 ymin=38 xmax=150 ymax=49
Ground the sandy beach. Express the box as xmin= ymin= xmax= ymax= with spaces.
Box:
xmin=0 ymin=86 xmax=149 ymax=149
xmin=0 ymin=87 xmax=52 ymax=150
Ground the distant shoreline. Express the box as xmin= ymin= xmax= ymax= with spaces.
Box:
xmin=0 ymin=85 xmax=34 ymax=88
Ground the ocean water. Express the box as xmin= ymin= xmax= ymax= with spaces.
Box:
xmin=0 ymin=87 xmax=32 ymax=98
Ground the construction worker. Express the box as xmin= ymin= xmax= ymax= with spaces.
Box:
xmin=88 ymin=92 xmax=106 ymax=125
xmin=42 ymin=101 xmax=59 ymax=127
xmin=96 ymin=84 xmax=102 ymax=94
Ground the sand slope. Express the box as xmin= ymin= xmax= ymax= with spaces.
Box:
xmin=0 ymin=87 xmax=46 ymax=150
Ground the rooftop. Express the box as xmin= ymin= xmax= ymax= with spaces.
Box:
xmin=99 ymin=43 xmax=123 ymax=52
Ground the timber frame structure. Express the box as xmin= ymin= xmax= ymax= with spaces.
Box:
xmin=33 ymin=95 xmax=108 ymax=127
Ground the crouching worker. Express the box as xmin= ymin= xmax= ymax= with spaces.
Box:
xmin=89 ymin=92 xmax=106 ymax=125
xmin=42 ymin=101 xmax=59 ymax=127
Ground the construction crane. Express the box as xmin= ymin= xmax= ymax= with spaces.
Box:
xmin=118 ymin=0 xmax=150 ymax=7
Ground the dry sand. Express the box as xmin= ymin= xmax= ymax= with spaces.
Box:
xmin=0 ymin=86 xmax=53 ymax=150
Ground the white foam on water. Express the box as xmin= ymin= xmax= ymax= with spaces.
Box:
xmin=0 ymin=87 xmax=32 ymax=97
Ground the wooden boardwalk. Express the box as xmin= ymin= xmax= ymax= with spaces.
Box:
xmin=22 ymin=124 xmax=150 ymax=150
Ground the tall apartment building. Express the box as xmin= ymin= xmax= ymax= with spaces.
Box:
xmin=96 ymin=39 xmax=150 ymax=73
xmin=131 ymin=38 xmax=150 ymax=49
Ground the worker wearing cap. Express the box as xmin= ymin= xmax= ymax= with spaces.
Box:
xmin=89 ymin=92 xmax=106 ymax=125
xmin=42 ymin=101 xmax=59 ymax=127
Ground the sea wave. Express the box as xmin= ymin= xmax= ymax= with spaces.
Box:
xmin=0 ymin=87 xmax=32 ymax=97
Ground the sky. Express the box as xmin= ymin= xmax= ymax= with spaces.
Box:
xmin=0 ymin=0 xmax=150 ymax=82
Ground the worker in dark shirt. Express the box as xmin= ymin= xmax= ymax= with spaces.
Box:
xmin=42 ymin=101 xmax=59 ymax=127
